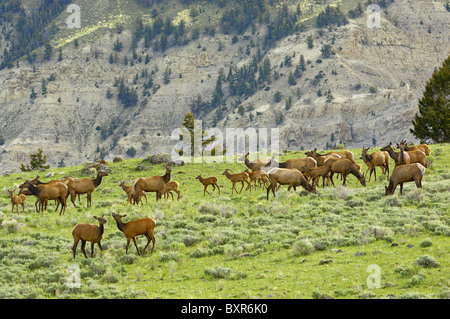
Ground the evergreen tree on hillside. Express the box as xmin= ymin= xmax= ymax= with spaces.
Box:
xmin=178 ymin=112 xmax=216 ymax=157
xmin=410 ymin=55 xmax=450 ymax=143
xmin=20 ymin=148 xmax=50 ymax=172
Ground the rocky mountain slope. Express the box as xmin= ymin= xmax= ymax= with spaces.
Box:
xmin=0 ymin=0 xmax=448 ymax=174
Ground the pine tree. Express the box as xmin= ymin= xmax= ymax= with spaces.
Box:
xmin=20 ymin=148 xmax=50 ymax=171
xmin=410 ymin=55 xmax=449 ymax=143
xmin=178 ymin=112 xmax=216 ymax=157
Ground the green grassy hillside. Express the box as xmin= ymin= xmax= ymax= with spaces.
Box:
xmin=0 ymin=144 xmax=449 ymax=299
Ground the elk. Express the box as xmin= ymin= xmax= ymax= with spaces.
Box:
xmin=7 ymin=189 xmax=26 ymax=214
xmin=300 ymin=165 xmax=331 ymax=188
xmin=381 ymin=143 xmax=410 ymax=167
xmin=398 ymin=140 xmax=430 ymax=156
xmin=72 ymin=214 xmax=107 ymax=258
xmin=239 ymin=153 xmax=273 ymax=171
xmin=161 ymin=181 xmax=181 ymax=201
xmin=396 ymin=143 xmax=428 ymax=167
xmin=133 ymin=165 xmax=172 ymax=203
xmin=19 ymin=180 xmax=68 ymax=215
xmin=65 ymin=169 xmax=109 ymax=208
xmin=305 ymin=148 xmax=355 ymax=164
xmin=328 ymin=159 xmax=366 ymax=187
xmin=385 ymin=163 xmax=426 ymax=196
xmin=196 ymin=175 xmax=221 ymax=196
xmin=266 ymin=167 xmax=317 ymax=200
xmin=244 ymin=169 xmax=268 ymax=190
xmin=265 ymin=157 xmax=317 ymax=179
xmin=111 ymin=213 xmax=156 ymax=255
xmin=119 ymin=181 xmax=147 ymax=205
xmin=222 ymin=169 xmax=251 ymax=195
xmin=361 ymin=147 xmax=390 ymax=181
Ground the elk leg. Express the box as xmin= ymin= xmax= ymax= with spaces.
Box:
xmin=81 ymin=240 xmax=87 ymax=258
xmin=73 ymin=238 xmax=79 ymax=258
xmin=132 ymin=237 xmax=141 ymax=255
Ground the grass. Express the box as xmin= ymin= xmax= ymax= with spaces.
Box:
xmin=0 ymin=143 xmax=449 ymax=299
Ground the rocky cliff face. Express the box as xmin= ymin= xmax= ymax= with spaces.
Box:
xmin=0 ymin=0 xmax=448 ymax=173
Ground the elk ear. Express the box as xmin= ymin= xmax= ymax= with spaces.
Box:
xmin=122 ymin=214 xmax=127 ymax=218
xmin=93 ymin=216 xmax=98 ymax=220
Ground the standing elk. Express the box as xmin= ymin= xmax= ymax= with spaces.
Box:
xmin=72 ymin=214 xmax=107 ymax=258
xmin=133 ymin=165 xmax=172 ymax=203
xmin=385 ymin=163 xmax=426 ymax=196
xmin=112 ymin=213 xmax=156 ymax=255
xmin=65 ymin=169 xmax=109 ymax=208
xmin=7 ymin=189 xmax=26 ymax=214
xmin=361 ymin=147 xmax=390 ymax=181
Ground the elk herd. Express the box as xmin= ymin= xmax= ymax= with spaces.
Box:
xmin=4 ymin=140 xmax=430 ymax=258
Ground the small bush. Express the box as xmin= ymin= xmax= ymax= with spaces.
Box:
xmin=204 ymin=266 xmax=232 ymax=279
xmin=291 ymin=239 xmax=315 ymax=256
xmin=433 ymin=147 xmax=443 ymax=156
xmin=2 ymin=220 xmax=20 ymax=233
xmin=420 ymin=238 xmax=433 ymax=248
xmin=160 ymin=251 xmax=182 ymax=263
xmin=408 ymin=274 xmax=426 ymax=286
xmin=415 ymin=255 xmax=440 ymax=268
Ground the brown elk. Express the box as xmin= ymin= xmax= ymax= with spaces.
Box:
xmin=133 ymin=165 xmax=172 ymax=202
xmin=119 ymin=181 xmax=147 ymax=205
xmin=239 ymin=153 xmax=273 ymax=171
xmin=266 ymin=167 xmax=317 ymax=200
xmin=396 ymin=143 xmax=428 ymax=167
xmin=7 ymin=189 xmax=26 ymax=214
xmin=111 ymin=213 xmax=156 ymax=255
xmin=398 ymin=140 xmax=430 ymax=156
xmin=222 ymin=169 xmax=251 ymax=195
xmin=300 ymin=165 xmax=331 ymax=188
xmin=305 ymin=148 xmax=356 ymax=164
xmin=72 ymin=214 xmax=107 ymax=258
xmin=161 ymin=181 xmax=181 ymax=201
xmin=19 ymin=180 xmax=68 ymax=215
xmin=381 ymin=143 xmax=410 ymax=167
xmin=196 ymin=175 xmax=221 ymax=196
xmin=361 ymin=147 xmax=390 ymax=181
xmin=328 ymin=159 xmax=366 ymax=187
xmin=385 ymin=163 xmax=426 ymax=196
xmin=244 ymin=169 xmax=268 ymax=190
xmin=65 ymin=169 xmax=109 ymax=208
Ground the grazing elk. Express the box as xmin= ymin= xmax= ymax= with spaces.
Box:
xmin=385 ymin=163 xmax=426 ymax=196
xmin=328 ymin=159 xmax=366 ymax=187
xmin=266 ymin=167 xmax=317 ymax=200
